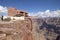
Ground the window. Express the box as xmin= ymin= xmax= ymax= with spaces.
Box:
xmin=20 ymin=11 xmax=24 ymax=13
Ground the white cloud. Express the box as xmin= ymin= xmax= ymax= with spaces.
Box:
xmin=45 ymin=10 xmax=50 ymax=13
xmin=29 ymin=12 xmax=37 ymax=16
xmin=29 ymin=10 xmax=60 ymax=17
xmin=0 ymin=5 xmax=8 ymax=13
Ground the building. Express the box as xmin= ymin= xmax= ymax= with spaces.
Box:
xmin=8 ymin=7 xmax=28 ymax=17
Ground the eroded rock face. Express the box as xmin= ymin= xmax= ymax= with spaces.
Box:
xmin=0 ymin=17 xmax=33 ymax=40
xmin=32 ymin=17 xmax=60 ymax=40
xmin=0 ymin=17 xmax=60 ymax=40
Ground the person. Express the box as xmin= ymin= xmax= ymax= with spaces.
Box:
xmin=1 ymin=15 xmax=3 ymax=21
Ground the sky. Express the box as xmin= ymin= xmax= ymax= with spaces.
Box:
xmin=0 ymin=0 xmax=60 ymax=17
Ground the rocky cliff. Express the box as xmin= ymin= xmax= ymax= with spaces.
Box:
xmin=0 ymin=17 xmax=60 ymax=40
xmin=0 ymin=17 xmax=33 ymax=40
xmin=32 ymin=17 xmax=60 ymax=40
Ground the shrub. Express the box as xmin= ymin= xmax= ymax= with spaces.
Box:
xmin=3 ymin=17 xmax=11 ymax=21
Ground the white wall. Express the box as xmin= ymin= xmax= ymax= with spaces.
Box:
xmin=3 ymin=16 xmax=25 ymax=21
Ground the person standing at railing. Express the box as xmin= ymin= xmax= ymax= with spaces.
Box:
xmin=1 ymin=15 xmax=3 ymax=21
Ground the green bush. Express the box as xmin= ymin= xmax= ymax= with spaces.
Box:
xmin=3 ymin=17 xmax=11 ymax=21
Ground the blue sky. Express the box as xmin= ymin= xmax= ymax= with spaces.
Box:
xmin=0 ymin=0 xmax=60 ymax=16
